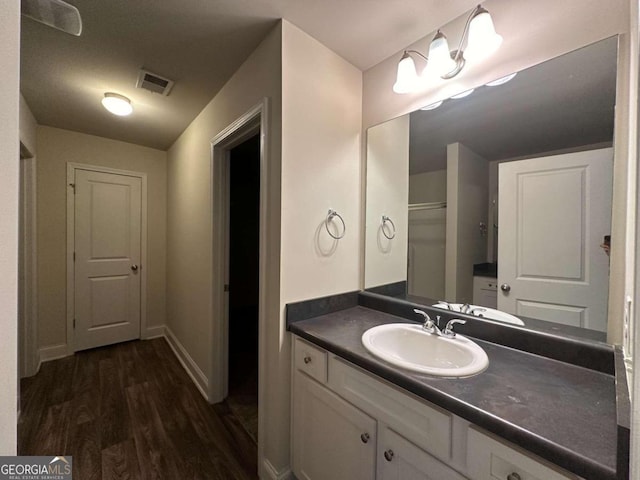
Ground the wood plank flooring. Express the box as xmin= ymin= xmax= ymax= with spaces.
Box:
xmin=19 ymin=338 xmax=258 ymax=480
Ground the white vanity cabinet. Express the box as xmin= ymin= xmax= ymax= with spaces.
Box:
xmin=291 ymin=335 xmax=579 ymax=480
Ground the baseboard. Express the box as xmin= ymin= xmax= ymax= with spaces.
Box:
xmin=164 ymin=327 xmax=209 ymax=401
xmin=143 ymin=324 xmax=165 ymax=339
xmin=262 ymin=459 xmax=293 ymax=480
xmin=38 ymin=343 xmax=70 ymax=363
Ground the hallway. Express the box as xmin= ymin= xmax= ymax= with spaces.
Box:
xmin=19 ymin=338 xmax=257 ymax=480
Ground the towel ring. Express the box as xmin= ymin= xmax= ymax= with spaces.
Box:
xmin=326 ymin=209 xmax=346 ymax=240
xmin=381 ymin=215 xmax=396 ymax=239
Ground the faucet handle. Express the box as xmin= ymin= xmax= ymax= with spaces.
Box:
xmin=444 ymin=319 xmax=467 ymax=338
xmin=414 ymin=309 xmax=435 ymax=331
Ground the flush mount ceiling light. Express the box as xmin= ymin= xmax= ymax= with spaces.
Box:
xmin=394 ymin=4 xmax=502 ymax=94
xmin=22 ymin=0 xmax=83 ymax=36
xmin=101 ymin=93 xmax=133 ymax=116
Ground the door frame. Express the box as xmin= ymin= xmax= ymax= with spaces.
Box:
xmin=66 ymin=163 xmax=148 ymax=353
xmin=210 ymin=98 xmax=269 ymax=466
xmin=19 ymin=145 xmax=38 ymax=378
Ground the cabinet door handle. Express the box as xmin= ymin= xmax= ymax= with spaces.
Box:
xmin=383 ymin=449 xmax=394 ymax=462
xmin=360 ymin=433 xmax=370 ymax=444
xmin=303 ymin=356 xmax=312 ymax=364
xmin=507 ymin=473 xmax=521 ymax=480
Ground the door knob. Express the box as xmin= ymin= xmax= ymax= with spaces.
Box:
xmin=500 ymin=283 xmax=511 ymax=292
xmin=383 ymin=449 xmax=394 ymax=462
xmin=360 ymin=433 xmax=370 ymax=444
xmin=131 ymin=265 xmax=139 ymax=271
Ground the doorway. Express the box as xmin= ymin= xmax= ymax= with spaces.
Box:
xmin=226 ymin=133 xmax=260 ymax=443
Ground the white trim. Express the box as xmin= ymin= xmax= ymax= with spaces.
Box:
xmin=164 ymin=326 xmax=209 ymax=400
xmin=19 ymin=154 xmax=39 ymax=378
xmin=143 ymin=325 xmax=165 ymax=339
xmin=210 ymin=99 xmax=270 ymax=474
xmin=66 ymin=163 xmax=148 ymax=353
xmin=38 ymin=344 xmax=70 ymax=363
xmin=261 ymin=459 xmax=293 ymax=480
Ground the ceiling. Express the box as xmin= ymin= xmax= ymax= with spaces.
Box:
xmin=408 ymin=36 xmax=617 ymax=175
xmin=20 ymin=0 xmax=479 ymax=150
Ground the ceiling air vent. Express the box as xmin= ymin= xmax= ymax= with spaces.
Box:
xmin=136 ymin=69 xmax=174 ymax=96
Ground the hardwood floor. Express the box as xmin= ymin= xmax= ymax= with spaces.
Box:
xmin=19 ymin=338 xmax=258 ymax=480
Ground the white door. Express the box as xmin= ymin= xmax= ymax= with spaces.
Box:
xmin=498 ymin=148 xmax=612 ymax=331
xmin=74 ymin=169 xmax=142 ymax=351
xmin=292 ymin=372 xmax=377 ymax=480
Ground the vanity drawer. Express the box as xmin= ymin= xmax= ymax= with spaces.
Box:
xmin=294 ymin=336 xmax=328 ymax=384
xmin=467 ymin=427 xmax=578 ymax=480
xmin=328 ymin=355 xmax=452 ymax=461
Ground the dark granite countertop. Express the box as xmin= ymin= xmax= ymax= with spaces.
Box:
xmin=288 ymin=306 xmax=617 ymax=480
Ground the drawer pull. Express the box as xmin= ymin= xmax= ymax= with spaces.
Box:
xmin=360 ymin=433 xmax=370 ymax=444
xmin=383 ymin=449 xmax=394 ymax=462
xmin=507 ymin=473 xmax=521 ymax=480
xmin=303 ymin=356 xmax=312 ymax=364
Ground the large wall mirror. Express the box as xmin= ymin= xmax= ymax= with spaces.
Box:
xmin=364 ymin=36 xmax=618 ymax=344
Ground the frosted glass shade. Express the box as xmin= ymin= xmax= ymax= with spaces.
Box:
xmin=464 ymin=10 xmax=502 ymax=61
xmin=427 ymin=31 xmax=457 ymax=77
xmin=102 ymin=93 xmax=133 ymax=116
xmin=393 ymin=53 xmax=419 ymax=94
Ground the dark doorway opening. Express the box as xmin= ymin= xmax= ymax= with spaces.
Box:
xmin=226 ymin=133 xmax=260 ymax=444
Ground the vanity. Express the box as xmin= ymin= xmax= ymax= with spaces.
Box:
xmin=287 ymin=293 xmax=625 ymax=480
xmin=287 ymin=34 xmax=630 ymax=480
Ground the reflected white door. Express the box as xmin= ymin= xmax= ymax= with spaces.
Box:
xmin=498 ymin=148 xmax=612 ymax=331
xmin=74 ymin=169 xmax=142 ymax=351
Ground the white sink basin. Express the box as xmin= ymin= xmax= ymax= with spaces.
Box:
xmin=432 ymin=303 xmax=525 ymax=326
xmin=361 ymin=323 xmax=489 ymax=377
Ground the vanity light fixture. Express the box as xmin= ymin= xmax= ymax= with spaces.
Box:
xmin=486 ymin=72 xmax=517 ymax=86
xmin=101 ymin=92 xmax=133 ymax=116
xmin=393 ymin=4 xmax=502 ymax=94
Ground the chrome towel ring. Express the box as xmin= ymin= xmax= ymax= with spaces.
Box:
xmin=326 ymin=209 xmax=346 ymax=239
xmin=381 ymin=215 xmax=396 ymax=239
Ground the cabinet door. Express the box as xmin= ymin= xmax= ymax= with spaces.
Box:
xmin=292 ymin=371 xmax=376 ymax=480
xmin=378 ymin=427 xmax=466 ymax=480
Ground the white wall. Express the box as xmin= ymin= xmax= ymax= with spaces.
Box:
xmin=364 ymin=115 xmax=409 ymax=288
xmin=20 ymin=94 xmax=37 ymax=156
xmin=281 ymin=22 xmax=363 ymax=302
xmin=362 ymin=0 xmax=632 ymax=344
xmin=166 ymin=23 xmax=283 ymax=477
xmin=445 ymin=143 xmax=488 ymax=304
xmin=0 ymin=0 xmax=20 ymax=454
xmin=36 ymin=126 xmax=167 ymax=351
xmin=409 ymin=170 xmax=447 ymax=204
xmin=280 ymin=20 xmax=362 ymax=472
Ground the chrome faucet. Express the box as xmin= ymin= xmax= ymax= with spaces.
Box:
xmin=413 ymin=309 xmax=467 ymax=339
xmin=460 ymin=303 xmax=471 ymax=314
xmin=442 ymin=319 xmax=467 ymax=338
xmin=413 ymin=309 xmax=441 ymax=334
xmin=435 ymin=301 xmax=454 ymax=311
xmin=469 ymin=307 xmax=486 ymax=316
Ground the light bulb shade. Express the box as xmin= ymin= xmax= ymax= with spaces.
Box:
xmin=427 ymin=31 xmax=457 ymax=77
xmin=102 ymin=93 xmax=133 ymax=116
xmin=393 ymin=53 xmax=419 ymax=94
xmin=463 ymin=9 xmax=502 ymax=61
